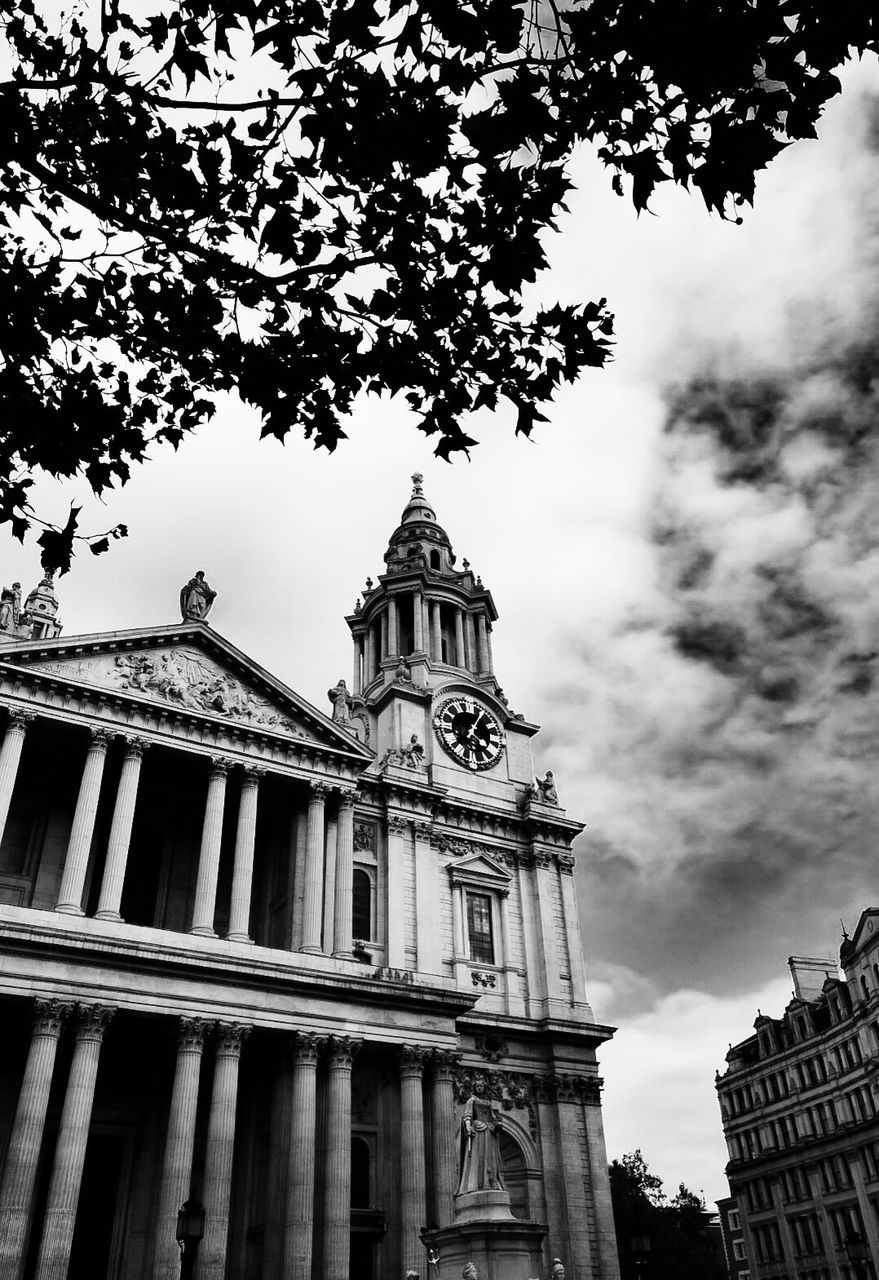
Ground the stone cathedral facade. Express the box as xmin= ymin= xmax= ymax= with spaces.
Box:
xmin=0 ymin=478 xmax=619 ymax=1280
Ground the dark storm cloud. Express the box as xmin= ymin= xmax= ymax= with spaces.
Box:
xmin=554 ymin=96 xmax=879 ymax=1021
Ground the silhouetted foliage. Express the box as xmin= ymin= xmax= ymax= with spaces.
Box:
xmin=609 ymin=1151 xmax=727 ymax=1280
xmin=2 ymin=1 xmax=877 ymax=569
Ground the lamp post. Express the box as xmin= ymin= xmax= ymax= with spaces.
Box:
xmin=844 ymin=1231 xmax=871 ymax=1280
xmin=176 ymin=1199 xmax=206 ymax=1280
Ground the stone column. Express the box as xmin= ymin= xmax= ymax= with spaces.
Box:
xmin=0 ymin=710 xmax=33 ymax=849
xmin=413 ymin=821 xmax=439 ymax=975
xmin=332 ymin=790 xmax=356 ymax=958
xmin=431 ymin=601 xmax=442 ymax=663
xmin=34 ymin=1005 xmax=115 ymax=1280
xmin=0 ymin=1000 xmax=71 ymax=1280
xmin=300 ymin=783 xmax=328 ymax=952
xmin=454 ymin=610 xmax=466 ymax=668
xmin=284 ymin=1033 xmax=324 ymax=1280
xmin=451 ymin=883 xmax=466 ymax=957
xmin=399 ymin=1046 xmax=428 ymax=1276
xmin=195 ymin=1023 xmax=251 ymax=1280
xmin=94 ymin=736 xmax=146 ymax=920
xmin=476 ymin=613 xmax=490 ymax=674
xmin=485 ymin=621 xmax=495 ymax=674
xmin=364 ymin=627 xmax=374 ymax=688
xmin=498 ymin=888 xmax=523 ymax=1015
xmin=323 ymin=1037 xmax=360 ymax=1280
xmin=227 ymin=766 xmax=263 ymax=943
xmin=189 ymin=758 xmax=229 ymax=937
xmin=386 ymin=815 xmax=407 ymax=968
xmin=153 ymin=1018 xmax=208 ymax=1280
xmin=413 ymin=591 xmax=424 ymax=651
xmin=55 ymin=728 xmax=110 ymax=915
xmin=388 ymin=597 xmax=398 ymax=657
xmin=353 ymin=636 xmax=363 ymax=697
xmin=422 ymin=598 xmax=431 ymax=656
xmin=465 ymin=613 xmax=476 ymax=672
xmin=430 ymin=1051 xmax=458 ymax=1228
xmin=380 ymin=610 xmax=388 ymax=662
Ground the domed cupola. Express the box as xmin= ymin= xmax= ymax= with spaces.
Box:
xmin=345 ymin=476 xmax=500 ymax=698
xmin=384 ymin=474 xmax=456 ymax=577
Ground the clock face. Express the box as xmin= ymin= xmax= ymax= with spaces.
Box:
xmin=433 ymin=696 xmax=505 ymax=771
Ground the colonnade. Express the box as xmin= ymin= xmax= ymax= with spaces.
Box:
xmin=0 ymin=713 xmax=356 ymax=955
xmin=0 ymin=998 xmax=459 ymax=1280
xmin=352 ymin=593 xmax=494 ymax=693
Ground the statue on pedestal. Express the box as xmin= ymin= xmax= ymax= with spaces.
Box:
xmin=327 ymin=678 xmax=352 ymax=723
xmin=180 ymin=571 xmax=216 ymax=622
xmin=457 ymin=1078 xmax=504 ymax=1194
xmin=0 ymin=582 xmax=21 ymax=632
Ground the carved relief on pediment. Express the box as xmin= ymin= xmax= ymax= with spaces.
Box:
xmin=111 ymin=649 xmax=306 ymax=734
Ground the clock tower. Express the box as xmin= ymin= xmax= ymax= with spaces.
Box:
xmin=339 ymin=475 xmax=620 ymax=1279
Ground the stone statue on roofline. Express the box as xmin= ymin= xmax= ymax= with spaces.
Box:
xmin=0 ymin=582 xmax=21 ymax=632
xmin=180 ymin=571 xmax=216 ymax=622
xmin=327 ymin=678 xmax=352 ymax=723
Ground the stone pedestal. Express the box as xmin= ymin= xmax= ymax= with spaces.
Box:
xmin=423 ymin=1216 xmax=546 ymax=1280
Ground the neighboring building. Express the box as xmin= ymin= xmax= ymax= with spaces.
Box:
xmin=0 ymin=477 xmax=620 ymax=1280
xmin=717 ymin=919 xmax=879 ymax=1280
xmin=717 ymin=1194 xmax=751 ymax=1279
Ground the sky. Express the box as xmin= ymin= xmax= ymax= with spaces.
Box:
xmin=7 ymin=54 xmax=879 ymax=1208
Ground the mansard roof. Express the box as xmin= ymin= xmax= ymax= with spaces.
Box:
xmin=0 ymin=621 xmax=373 ymax=763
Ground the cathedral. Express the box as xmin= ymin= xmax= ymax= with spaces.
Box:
xmin=0 ymin=477 xmax=619 ymax=1280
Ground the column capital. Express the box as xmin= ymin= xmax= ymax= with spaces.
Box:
xmin=337 ymin=787 xmax=357 ymax=810
xmin=6 ymin=708 xmax=35 ymax=730
xmin=88 ymin=727 xmax=113 ymax=749
xmin=33 ymin=998 xmax=73 ymax=1037
xmin=209 ymin=755 xmax=232 ymax=777
xmin=215 ymin=1022 xmax=251 ymax=1057
xmin=308 ymin=780 xmax=330 ymax=801
xmin=388 ymin=814 xmax=408 ymax=834
xmin=326 ymin=1035 xmax=361 ymax=1069
xmin=119 ymin=733 xmax=148 ymax=758
xmin=412 ymin=820 xmax=432 ymax=839
xmin=292 ymin=1031 xmax=327 ymax=1066
xmin=177 ymin=1017 xmax=209 ymax=1052
xmin=399 ymin=1044 xmax=428 ymax=1077
xmin=431 ymin=1049 xmax=462 ymax=1081
xmin=241 ymin=763 xmax=266 ymax=784
xmin=73 ymin=1003 xmax=115 ymax=1042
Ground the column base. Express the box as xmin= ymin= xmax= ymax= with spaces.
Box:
xmin=189 ymin=925 xmax=217 ymax=938
xmin=226 ymin=932 xmax=253 ymax=944
xmin=332 ymin=949 xmax=355 ymax=960
xmin=94 ymin=909 xmax=123 ymax=922
xmin=55 ymin=903 xmax=84 ymax=916
xmin=298 ymin=945 xmax=324 ymax=955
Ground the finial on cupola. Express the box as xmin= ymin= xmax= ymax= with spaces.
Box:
xmin=411 ymin=472 xmax=424 ymax=497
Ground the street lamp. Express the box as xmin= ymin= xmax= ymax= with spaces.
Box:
xmin=844 ymin=1231 xmax=870 ymax=1280
xmin=176 ymin=1200 xmax=206 ymax=1280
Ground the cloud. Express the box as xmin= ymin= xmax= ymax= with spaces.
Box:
xmin=530 ymin=69 xmax=879 ymax=1015
xmin=600 ymin=977 xmax=795 ymax=1207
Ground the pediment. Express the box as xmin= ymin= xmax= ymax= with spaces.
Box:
xmin=0 ymin=624 xmax=372 ymax=757
xmin=448 ymin=852 xmax=512 ymax=886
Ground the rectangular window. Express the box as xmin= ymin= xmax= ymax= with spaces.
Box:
xmin=733 ymin=1240 xmax=747 ymax=1261
xmin=729 ymin=1209 xmax=741 ymax=1230
xmin=466 ymin=892 xmax=495 ymax=964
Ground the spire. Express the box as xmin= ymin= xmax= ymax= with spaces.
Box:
xmin=345 ymin=475 xmax=500 ymax=697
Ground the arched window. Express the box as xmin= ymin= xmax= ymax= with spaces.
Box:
xmin=861 ymin=975 xmax=869 ymax=1001
xmin=353 ymin=869 xmax=372 ymax=941
xmin=498 ymin=1131 xmax=528 ymax=1220
xmin=351 ymin=1137 xmax=370 ymax=1207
